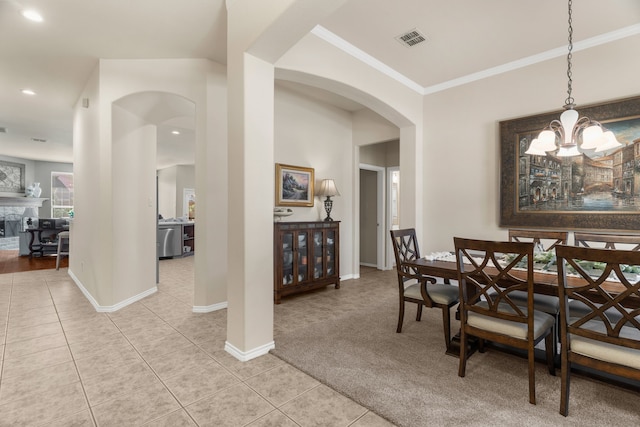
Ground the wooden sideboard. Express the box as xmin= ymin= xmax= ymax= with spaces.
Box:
xmin=274 ymin=221 xmax=340 ymax=303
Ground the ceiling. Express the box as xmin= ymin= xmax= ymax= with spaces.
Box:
xmin=1 ymin=0 xmax=639 ymax=167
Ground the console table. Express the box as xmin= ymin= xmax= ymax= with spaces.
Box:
xmin=26 ymin=228 xmax=65 ymax=258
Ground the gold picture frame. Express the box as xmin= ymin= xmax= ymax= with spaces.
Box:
xmin=275 ymin=163 xmax=314 ymax=207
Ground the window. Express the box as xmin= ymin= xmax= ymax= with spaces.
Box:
xmin=51 ymin=172 xmax=74 ymax=218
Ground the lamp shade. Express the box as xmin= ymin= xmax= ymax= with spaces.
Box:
xmin=22 ymin=207 xmax=37 ymax=218
xmin=317 ymin=179 xmax=340 ymax=197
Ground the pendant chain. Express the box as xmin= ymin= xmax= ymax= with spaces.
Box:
xmin=565 ymin=0 xmax=575 ymax=108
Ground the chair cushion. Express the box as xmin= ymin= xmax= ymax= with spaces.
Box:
xmin=467 ymin=301 xmax=554 ymax=340
xmin=404 ymin=282 xmax=459 ymax=305
xmin=500 ymin=290 xmax=559 ymax=315
xmin=570 ymin=318 xmax=640 ymax=370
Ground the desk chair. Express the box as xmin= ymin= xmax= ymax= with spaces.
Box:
xmin=56 ymin=231 xmax=69 ymax=270
xmin=454 ymin=237 xmax=555 ymax=405
xmin=556 ymin=245 xmax=640 ymax=416
xmin=390 ymin=229 xmax=459 ymax=351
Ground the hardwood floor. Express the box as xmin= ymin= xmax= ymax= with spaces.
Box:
xmin=0 ymin=250 xmax=68 ymax=274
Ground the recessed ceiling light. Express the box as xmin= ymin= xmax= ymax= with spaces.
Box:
xmin=21 ymin=89 xmax=36 ymax=96
xmin=22 ymin=9 xmax=43 ymax=22
xmin=171 ymin=130 xmax=180 ymax=135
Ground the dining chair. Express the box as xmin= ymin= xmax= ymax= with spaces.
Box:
xmin=555 ymin=245 xmax=640 ymax=416
xmin=454 ymin=237 xmax=555 ymax=405
xmin=390 ymin=229 xmax=459 ymax=351
xmin=508 ymin=229 xmax=568 ymax=252
xmin=573 ymin=232 xmax=640 ymax=251
xmin=508 ymin=229 xmax=569 ymax=357
xmin=56 ymin=231 xmax=69 ymax=270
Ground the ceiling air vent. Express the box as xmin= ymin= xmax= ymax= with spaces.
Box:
xmin=395 ymin=28 xmax=427 ymax=47
xmin=31 ymin=137 xmax=47 ymax=143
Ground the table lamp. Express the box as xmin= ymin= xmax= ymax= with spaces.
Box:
xmin=317 ymin=179 xmax=340 ymax=221
xmin=22 ymin=207 xmax=37 ymax=229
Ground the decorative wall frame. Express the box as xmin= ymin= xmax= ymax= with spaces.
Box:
xmin=275 ymin=163 xmax=314 ymax=207
xmin=0 ymin=161 xmax=26 ymax=193
xmin=500 ymin=95 xmax=640 ymax=231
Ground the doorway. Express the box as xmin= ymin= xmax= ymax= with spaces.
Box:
xmin=359 ymin=164 xmax=385 ymax=269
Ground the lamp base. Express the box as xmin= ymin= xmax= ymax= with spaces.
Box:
xmin=323 ymin=197 xmax=334 ymax=222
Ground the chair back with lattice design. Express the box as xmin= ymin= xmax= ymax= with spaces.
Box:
xmin=454 ymin=237 xmax=535 ymax=330
xmin=508 ymin=229 xmax=568 ymax=252
xmin=390 ymin=229 xmax=422 ymax=281
xmin=556 ymin=245 xmax=640 ymax=351
xmin=573 ymin=232 xmax=640 ymax=251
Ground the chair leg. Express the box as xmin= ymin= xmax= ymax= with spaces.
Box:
xmin=528 ymin=345 xmax=536 ymax=405
xmin=544 ymin=333 xmax=556 ymax=376
xmin=56 ymin=239 xmax=63 ymax=270
xmin=458 ymin=328 xmax=467 ymax=377
xmin=416 ymin=304 xmax=423 ymax=321
xmin=441 ymin=305 xmax=451 ymax=352
xmin=560 ymin=357 xmax=570 ymax=416
xmin=397 ymin=299 xmax=405 ymax=333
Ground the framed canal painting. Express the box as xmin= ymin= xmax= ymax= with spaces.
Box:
xmin=275 ymin=163 xmax=314 ymax=207
xmin=500 ymin=95 xmax=640 ymax=231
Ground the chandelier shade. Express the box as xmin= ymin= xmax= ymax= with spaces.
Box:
xmin=525 ymin=0 xmax=622 ymax=158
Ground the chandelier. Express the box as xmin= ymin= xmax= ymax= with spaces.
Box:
xmin=525 ymin=0 xmax=621 ymax=157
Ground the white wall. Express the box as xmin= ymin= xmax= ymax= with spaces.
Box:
xmin=274 ymin=83 xmax=354 ymax=276
xmin=176 ymin=165 xmax=195 ymax=218
xmin=157 ymin=165 xmax=195 ymax=219
xmin=157 ymin=166 xmax=177 ymax=219
xmin=73 ymin=59 xmax=228 ymax=309
xmin=421 ymin=34 xmax=640 ymax=253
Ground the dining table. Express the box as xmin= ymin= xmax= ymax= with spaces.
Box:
xmin=403 ymin=254 xmax=638 ymax=357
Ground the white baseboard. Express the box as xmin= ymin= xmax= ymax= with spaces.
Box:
xmin=193 ymin=301 xmax=228 ymax=313
xmin=67 ymin=268 xmax=157 ymax=312
xmin=225 ymin=340 xmax=275 ymax=362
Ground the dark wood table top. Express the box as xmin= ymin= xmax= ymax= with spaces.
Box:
xmin=404 ymin=256 xmax=628 ymax=298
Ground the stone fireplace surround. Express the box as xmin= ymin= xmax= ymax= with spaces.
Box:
xmin=0 ymin=197 xmax=47 ymax=237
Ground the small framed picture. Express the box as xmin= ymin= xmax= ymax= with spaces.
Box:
xmin=275 ymin=163 xmax=314 ymax=207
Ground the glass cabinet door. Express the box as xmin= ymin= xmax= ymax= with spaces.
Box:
xmin=313 ymin=231 xmax=323 ymax=279
xmin=282 ymin=231 xmax=294 ymax=285
xmin=296 ymin=231 xmax=309 ymax=282
xmin=326 ymin=229 xmax=336 ymax=276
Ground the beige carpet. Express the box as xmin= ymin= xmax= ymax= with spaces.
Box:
xmin=271 ymin=272 xmax=640 ymax=427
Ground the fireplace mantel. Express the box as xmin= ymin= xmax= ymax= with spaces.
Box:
xmin=0 ymin=197 xmax=48 ymax=208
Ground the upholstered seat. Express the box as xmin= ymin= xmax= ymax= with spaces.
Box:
xmin=403 ymin=281 xmax=459 ymax=306
xmin=468 ymin=301 xmax=554 ymax=340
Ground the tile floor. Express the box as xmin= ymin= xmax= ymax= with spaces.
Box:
xmin=0 ymin=257 xmax=395 ymax=426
